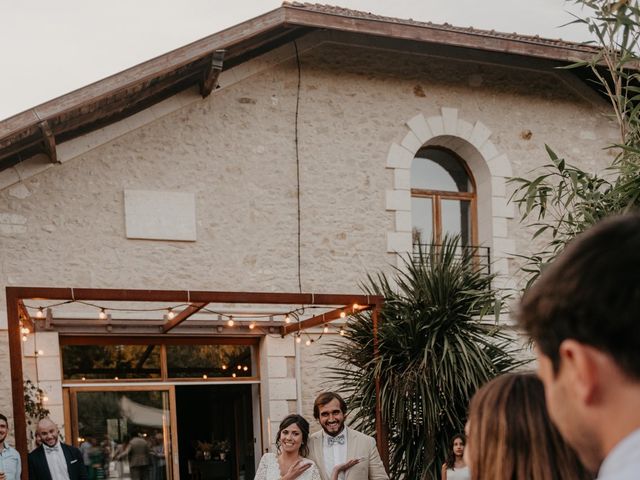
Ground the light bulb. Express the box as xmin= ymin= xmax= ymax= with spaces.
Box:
xmin=249 ymin=322 xmax=256 ymax=330
xmin=323 ymin=325 xmax=329 ymax=334
xmin=243 ymin=366 xmax=248 ymax=371
xmin=37 ymin=349 xmax=44 ymax=356
xmin=227 ymin=318 xmax=234 ymax=327
xmin=81 ymin=377 xmax=86 ymax=381
xmin=99 ymin=308 xmax=107 ymax=320
xmin=36 ymin=308 xmax=44 ymax=319
xmin=284 ymin=315 xmax=291 ymax=324
xmin=295 ymin=336 xmax=301 ymax=344
xmin=237 ymin=365 xmax=242 ymax=370
xmin=305 ymin=339 xmax=311 ymax=346
xmin=232 ymin=373 xmax=237 ymax=378
xmin=353 ymin=303 xmax=360 ymax=310
xmin=42 ymin=396 xmax=49 ymax=402
xmin=202 ymin=374 xmax=208 ymax=379
xmin=339 ymin=328 xmax=345 ymax=336
xmin=22 ymin=335 xmax=27 ymax=342
xmin=167 ymin=309 xmax=175 ymax=320
xmin=339 ymin=311 xmax=346 ymax=318
xmin=114 ymin=376 xmax=119 ymax=380
xmin=22 ymin=327 xmax=30 ymax=334
xmin=222 ymin=365 xmax=227 ymax=370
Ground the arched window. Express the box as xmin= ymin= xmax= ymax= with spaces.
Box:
xmin=411 ymin=147 xmax=476 ymax=247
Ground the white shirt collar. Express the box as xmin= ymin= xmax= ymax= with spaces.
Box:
xmin=598 ymin=428 xmax=640 ymax=479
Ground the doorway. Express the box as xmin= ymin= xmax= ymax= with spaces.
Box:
xmin=175 ymin=384 xmax=257 ymax=480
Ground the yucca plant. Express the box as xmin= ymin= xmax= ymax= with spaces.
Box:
xmin=326 ymin=235 xmax=521 ymax=479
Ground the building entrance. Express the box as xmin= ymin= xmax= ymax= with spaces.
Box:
xmin=175 ymin=384 xmax=257 ymax=480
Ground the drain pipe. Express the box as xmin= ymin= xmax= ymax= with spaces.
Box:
xmin=295 ymin=337 xmax=303 ymax=413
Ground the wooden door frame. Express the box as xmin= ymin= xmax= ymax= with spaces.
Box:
xmin=66 ymin=384 xmax=180 ymax=480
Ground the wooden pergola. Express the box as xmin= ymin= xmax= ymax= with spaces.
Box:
xmin=6 ymin=286 xmax=387 ymax=478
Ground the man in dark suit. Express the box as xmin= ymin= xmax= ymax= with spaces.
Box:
xmin=28 ymin=418 xmax=87 ymax=480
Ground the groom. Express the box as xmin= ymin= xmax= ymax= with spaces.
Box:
xmin=308 ymin=392 xmax=388 ymax=480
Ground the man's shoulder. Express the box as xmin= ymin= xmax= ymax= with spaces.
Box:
xmin=62 ymin=443 xmax=82 ymax=455
xmin=28 ymin=446 xmax=43 ymax=457
xmin=309 ymin=430 xmax=323 ymax=440
xmin=346 ymin=427 xmax=375 ymax=442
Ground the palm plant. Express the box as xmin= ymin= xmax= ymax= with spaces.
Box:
xmin=326 ymin=236 xmax=521 ymax=479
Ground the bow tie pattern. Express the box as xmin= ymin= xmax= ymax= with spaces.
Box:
xmin=44 ymin=444 xmax=60 ymax=453
xmin=327 ymin=434 xmax=345 ymax=446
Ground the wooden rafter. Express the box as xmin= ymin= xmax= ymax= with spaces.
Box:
xmin=280 ymin=303 xmax=371 ymax=336
xmin=199 ymin=49 xmax=225 ymax=98
xmin=16 ymin=300 xmax=34 ymax=332
xmin=39 ymin=120 xmax=58 ymax=164
xmin=162 ymin=302 xmax=208 ymax=333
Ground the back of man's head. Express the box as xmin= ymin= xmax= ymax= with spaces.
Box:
xmin=519 ymin=213 xmax=640 ymax=378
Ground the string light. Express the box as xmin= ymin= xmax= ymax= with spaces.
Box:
xmin=237 ymin=365 xmax=242 ymax=370
xmin=114 ymin=376 xmax=119 ymax=380
xmin=21 ymin=327 xmax=30 ymax=334
xmin=99 ymin=308 xmax=107 ymax=320
xmin=22 ymin=335 xmax=27 ymax=342
xmin=42 ymin=396 xmax=49 ymax=403
xmin=227 ymin=317 xmax=234 ymax=327
xmin=305 ymin=339 xmax=312 ymax=346
xmin=202 ymin=374 xmax=208 ymax=379
xmin=249 ymin=322 xmax=256 ymax=330
xmin=243 ymin=366 xmax=248 ymax=371
xmin=37 ymin=349 xmax=44 ymax=356
xmin=339 ymin=311 xmax=346 ymax=319
xmin=295 ymin=335 xmax=301 ymax=344
xmin=36 ymin=307 xmax=44 ymax=318
xmin=284 ymin=315 xmax=291 ymax=324
xmin=323 ymin=325 xmax=329 ymax=334
xmin=232 ymin=373 xmax=236 ymax=378
xmin=81 ymin=377 xmax=86 ymax=381
xmin=339 ymin=328 xmax=345 ymax=336
xmin=166 ymin=308 xmax=175 ymax=320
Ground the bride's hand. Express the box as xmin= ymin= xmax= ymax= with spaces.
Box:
xmin=282 ymin=459 xmax=312 ymax=480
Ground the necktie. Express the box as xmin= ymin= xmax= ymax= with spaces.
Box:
xmin=328 ymin=434 xmax=345 ymax=446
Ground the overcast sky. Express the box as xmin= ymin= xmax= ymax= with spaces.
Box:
xmin=0 ymin=1 xmax=591 ymax=120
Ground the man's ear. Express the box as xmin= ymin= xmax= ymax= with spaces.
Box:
xmin=558 ymin=339 xmax=600 ymax=405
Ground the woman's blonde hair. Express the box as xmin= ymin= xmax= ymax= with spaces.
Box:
xmin=467 ymin=373 xmax=590 ymax=480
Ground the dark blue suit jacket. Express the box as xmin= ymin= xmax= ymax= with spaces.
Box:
xmin=28 ymin=443 xmax=88 ymax=480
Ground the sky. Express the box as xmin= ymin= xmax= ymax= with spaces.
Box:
xmin=0 ymin=1 xmax=591 ymax=121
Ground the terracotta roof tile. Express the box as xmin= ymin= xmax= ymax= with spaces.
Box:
xmin=285 ymin=1 xmax=597 ymax=52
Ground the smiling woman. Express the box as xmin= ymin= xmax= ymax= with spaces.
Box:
xmin=254 ymin=415 xmax=320 ymax=480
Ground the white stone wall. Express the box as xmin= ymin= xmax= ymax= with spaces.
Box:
xmin=0 ymin=34 xmax=618 ymax=430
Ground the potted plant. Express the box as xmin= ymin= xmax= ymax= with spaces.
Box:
xmin=196 ymin=441 xmax=213 ymax=461
xmin=215 ymin=440 xmax=231 ymax=461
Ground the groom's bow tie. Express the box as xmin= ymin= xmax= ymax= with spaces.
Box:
xmin=328 ymin=434 xmax=345 ymax=446
xmin=44 ymin=444 xmax=60 ymax=453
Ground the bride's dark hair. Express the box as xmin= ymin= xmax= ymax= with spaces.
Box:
xmin=275 ymin=414 xmax=310 ymax=457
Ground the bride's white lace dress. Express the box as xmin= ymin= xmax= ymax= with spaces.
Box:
xmin=255 ymin=453 xmax=321 ymax=480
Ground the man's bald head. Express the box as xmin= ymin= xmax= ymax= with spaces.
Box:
xmin=36 ymin=417 xmax=60 ymax=447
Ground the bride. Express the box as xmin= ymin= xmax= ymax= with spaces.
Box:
xmin=255 ymin=414 xmax=359 ymax=480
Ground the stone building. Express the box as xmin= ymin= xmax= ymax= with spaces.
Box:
xmin=0 ymin=4 xmax=616 ymax=479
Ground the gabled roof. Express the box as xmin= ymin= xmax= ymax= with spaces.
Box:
xmin=0 ymin=2 xmax=598 ymax=172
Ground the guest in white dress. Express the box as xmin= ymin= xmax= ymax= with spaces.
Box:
xmin=255 ymin=415 xmax=359 ymax=480
xmin=441 ymin=434 xmax=469 ymax=480
xmin=464 ymin=374 xmax=590 ymax=480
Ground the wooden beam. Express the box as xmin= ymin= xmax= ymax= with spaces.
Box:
xmin=16 ymin=300 xmax=34 ymax=333
xmin=7 ymin=286 xmax=382 ymax=307
xmin=200 ymin=50 xmax=225 ymax=98
xmin=372 ymin=304 xmax=389 ymax=472
xmin=280 ymin=303 xmax=371 ymax=336
xmin=39 ymin=120 xmax=58 ymax=164
xmin=162 ymin=302 xmax=207 ymax=333
xmin=6 ymin=290 xmax=28 ymax=479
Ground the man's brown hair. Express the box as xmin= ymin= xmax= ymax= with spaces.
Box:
xmin=518 ymin=213 xmax=640 ymax=377
xmin=313 ymin=392 xmax=347 ymax=419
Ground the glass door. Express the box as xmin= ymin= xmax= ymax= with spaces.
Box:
xmin=69 ymin=387 xmax=177 ymax=480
